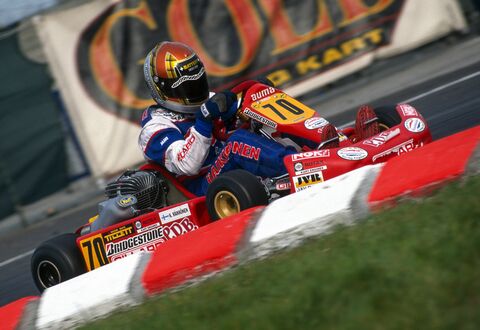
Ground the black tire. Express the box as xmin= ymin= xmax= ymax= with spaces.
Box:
xmin=374 ymin=105 xmax=402 ymax=129
xmin=206 ymin=169 xmax=269 ymax=220
xmin=31 ymin=233 xmax=86 ymax=292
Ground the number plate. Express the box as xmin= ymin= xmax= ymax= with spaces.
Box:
xmin=251 ymin=93 xmax=316 ymax=124
xmin=79 ymin=234 xmax=109 ymax=271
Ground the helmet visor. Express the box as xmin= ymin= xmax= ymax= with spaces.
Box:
xmin=160 ymin=68 xmax=209 ymax=105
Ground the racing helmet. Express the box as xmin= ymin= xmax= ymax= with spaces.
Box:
xmin=144 ymin=41 xmax=209 ymax=113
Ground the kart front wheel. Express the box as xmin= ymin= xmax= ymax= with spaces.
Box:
xmin=31 ymin=233 xmax=86 ymax=292
xmin=206 ymin=170 xmax=269 ymax=220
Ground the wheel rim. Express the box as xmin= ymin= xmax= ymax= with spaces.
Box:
xmin=214 ymin=190 xmax=241 ymax=219
xmin=37 ymin=260 xmax=61 ymax=289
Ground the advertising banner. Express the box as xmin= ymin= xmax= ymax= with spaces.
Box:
xmin=35 ymin=0 xmax=466 ymax=177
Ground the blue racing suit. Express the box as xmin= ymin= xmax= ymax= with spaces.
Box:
xmin=138 ymin=104 xmax=295 ymax=195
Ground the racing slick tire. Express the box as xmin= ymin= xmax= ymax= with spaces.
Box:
xmin=31 ymin=233 xmax=86 ymax=292
xmin=206 ymin=169 xmax=269 ymax=220
xmin=374 ymin=105 xmax=402 ymax=130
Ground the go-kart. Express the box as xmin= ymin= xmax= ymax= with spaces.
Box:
xmin=31 ymin=82 xmax=432 ymax=292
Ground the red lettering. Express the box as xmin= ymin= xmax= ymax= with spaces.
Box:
xmin=167 ymin=0 xmax=262 ymax=76
xmin=337 ymin=0 xmax=394 ymax=26
xmin=177 ymin=135 xmax=196 ymax=161
xmin=181 ymin=218 xmax=198 ymax=232
xmin=232 ymin=141 xmax=243 ymax=154
xmin=258 ymin=0 xmax=334 ymax=54
xmin=241 ymin=145 xmax=252 ymax=157
xmin=90 ymin=1 xmax=154 ymax=109
xmin=250 ymin=147 xmax=261 ymax=161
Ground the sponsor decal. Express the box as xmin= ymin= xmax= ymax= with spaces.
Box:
xmin=158 ymin=204 xmax=191 ymax=225
xmin=404 ymin=118 xmax=425 ymax=133
xmin=294 ymin=172 xmax=324 ymax=191
xmin=243 ymin=108 xmax=278 ymax=128
xmin=363 ymin=128 xmax=400 ymax=147
xmin=103 ymin=225 xmax=135 ymax=243
xmin=106 ymin=227 xmax=164 ymax=257
xmin=251 ymin=87 xmax=276 ymax=101
xmin=117 ymin=195 xmax=136 ymax=208
xmin=110 ymin=242 xmax=163 ymax=262
xmin=276 ymin=180 xmax=291 ymax=191
xmin=295 ymin=165 xmax=327 ymax=176
xmin=178 ymin=134 xmax=196 ymax=160
xmin=337 ymin=147 xmax=368 ymax=160
xmin=110 ymin=218 xmax=200 ymax=262
xmin=136 ymin=222 xmax=161 ymax=234
xmin=135 ymin=214 xmax=160 ymax=233
xmin=294 ymin=163 xmax=303 ymax=171
xmin=159 ymin=136 xmax=169 ymax=146
xmin=179 ymin=57 xmax=200 ymax=71
xmin=163 ymin=218 xmax=199 ymax=239
xmin=291 ymin=150 xmax=330 ymax=161
xmin=304 ymin=117 xmax=328 ymax=130
xmin=372 ymin=139 xmax=424 ymax=162
xmin=171 ymin=66 xmax=205 ymax=88
xmin=398 ymin=104 xmax=418 ymax=116
xmin=200 ymin=103 xmax=210 ymax=118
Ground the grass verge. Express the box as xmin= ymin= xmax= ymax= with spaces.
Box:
xmin=81 ymin=175 xmax=480 ymax=330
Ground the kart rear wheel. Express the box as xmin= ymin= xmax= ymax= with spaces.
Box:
xmin=374 ymin=105 xmax=402 ymax=131
xmin=206 ymin=170 xmax=269 ymax=220
xmin=31 ymin=233 xmax=86 ymax=292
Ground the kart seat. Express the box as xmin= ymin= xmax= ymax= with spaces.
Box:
xmin=139 ymin=163 xmax=198 ymax=205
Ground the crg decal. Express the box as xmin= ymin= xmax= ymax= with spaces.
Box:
xmin=337 ymin=147 xmax=368 ymax=160
xmin=404 ymin=118 xmax=425 ymax=133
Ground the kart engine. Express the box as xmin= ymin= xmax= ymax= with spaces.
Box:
xmin=89 ymin=170 xmax=169 ymax=232
xmin=105 ymin=170 xmax=169 ymax=211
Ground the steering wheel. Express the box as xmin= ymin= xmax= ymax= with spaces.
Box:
xmin=212 ymin=95 xmax=248 ymax=141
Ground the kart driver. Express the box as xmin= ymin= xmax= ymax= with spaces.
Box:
xmin=138 ymin=41 xmax=297 ymax=195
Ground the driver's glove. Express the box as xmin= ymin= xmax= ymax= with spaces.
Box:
xmin=195 ymin=91 xmax=237 ymax=137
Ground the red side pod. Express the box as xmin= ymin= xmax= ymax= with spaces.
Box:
xmin=141 ymin=206 xmax=262 ymax=295
xmin=369 ymin=125 xmax=480 ymax=208
xmin=0 ymin=296 xmax=38 ymax=330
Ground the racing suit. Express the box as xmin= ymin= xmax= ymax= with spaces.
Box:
xmin=138 ymin=104 xmax=295 ymax=196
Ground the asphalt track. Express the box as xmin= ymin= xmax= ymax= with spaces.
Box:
xmin=1 ymin=43 xmax=479 ymax=307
